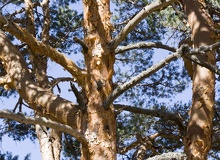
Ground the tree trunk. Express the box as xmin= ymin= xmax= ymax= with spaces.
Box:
xmin=24 ymin=0 xmax=62 ymax=158
xmin=81 ymin=0 xmax=116 ymax=159
xmin=36 ymin=125 xmax=61 ymax=160
xmin=183 ymin=0 xmax=216 ymax=159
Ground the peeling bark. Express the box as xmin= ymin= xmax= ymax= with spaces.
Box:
xmin=146 ymin=152 xmax=186 ymax=160
xmin=183 ymin=0 xmax=216 ymax=159
xmin=1 ymin=0 xmax=220 ymax=159
xmin=81 ymin=0 xmax=116 ymax=159
xmin=34 ymin=1 xmax=62 ymax=158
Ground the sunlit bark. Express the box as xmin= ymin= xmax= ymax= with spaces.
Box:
xmin=1 ymin=0 xmax=220 ymax=159
xmin=183 ymin=0 xmax=216 ymax=159
xmin=81 ymin=0 xmax=116 ymax=159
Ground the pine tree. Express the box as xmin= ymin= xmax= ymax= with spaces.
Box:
xmin=0 ymin=0 xmax=219 ymax=159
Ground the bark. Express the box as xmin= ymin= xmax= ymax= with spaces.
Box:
xmin=0 ymin=28 xmax=63 ymax=158
xmin=183 ymin=0 xmax=216 ymax=159
xmin=81 ymin=0 xmax=116 ymax=159
xmin=114 ymin=104 xmax=185 ymax=131
xmin=0 ymin=31 xmax=81 ymax=129
xmin=178 ymin=37 xmax=194 ymax=79
xmin=1 ymin=0 xmax=220 ymax=159
xmin=115 ymin=41 xmax=176 ymax=54
xmin=105 ymin=41 xmax=220 ymax=111
xmin=104 ymin=49 xmax=183 ymax=108
xmin=35 ymin=0 xmax=62 ymax=159
xmin=146 ymin=152 xmax=186 ymax=160
xmin=36 ymin=126 xmax=61 ymax=160
xmin=36 ymin=125 xmax=54 ymax=160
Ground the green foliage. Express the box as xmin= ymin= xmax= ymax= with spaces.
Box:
xmin=111 ymin=1 xmax=193 ymax=158
xmin=0 ymin=0 xmax=220 ymax=159
xmin=0 ymin=151 xmax=31 ymax=160
xmin=50 ymin=2 xmax=83 ymax=54
xmin=0 ymin=119 xmax=36 ymax=142
xmin=0 ymin=151 xmax=18 ymax=160
xmin=62 ymin=134 xmax=80 ymax=160
xmin=116 ymin=102 xmax=190 ymax=159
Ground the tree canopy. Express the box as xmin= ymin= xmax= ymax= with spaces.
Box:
xmin=0 ymin=0 xmax=220 ymax=159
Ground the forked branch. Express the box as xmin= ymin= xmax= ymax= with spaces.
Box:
xmin=103 ymin=47 xmax=183 ymax=109
xmin=0 ymin=30 xmax=81 ymax=129
xmin=104 ymin=42 xmax=220 ymax=109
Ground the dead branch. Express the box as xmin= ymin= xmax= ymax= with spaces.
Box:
xmin=73 ymin=37 xmax=88 ymax=53
xmin=118 ymin=132 xmax=180 ymax=156
xmin=70 ymin=82 xmax=86 ymax=111
xmin=103 ymin=47 xmax=183 ymax=109
xmin=49 ymin=77 xmax=76 ymax=90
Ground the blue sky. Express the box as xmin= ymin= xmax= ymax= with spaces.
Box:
xmin=0 ymin=1 xmax=194 ymax=159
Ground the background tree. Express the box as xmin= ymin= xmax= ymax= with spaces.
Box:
xmin=0 ymin=0 xmax=219 ymax=159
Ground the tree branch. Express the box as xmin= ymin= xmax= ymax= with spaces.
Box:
xmin=115 ymin=41 xmax=176 ymax=54
xmin=24 ymin=0 xmax=36 ymax=35
xmin=103 ymin=47 xmax=182 ymax=109
xmin=185 ymin=42 xmax=220 ymax=76
xmin=0 ymin=110 xmax=88 ymax=147
xmin=40 ymin=0 xmax=50 ymax=44
xmin=110 ymin=0 xmax=178 ymax=50
xmin=73 ymin=37 xmax=88 ymax=53
xmin=114 ymin=104 xmax=185 ymax=131
xmin=118 ymin=132 xmax=180 ymax=155
xmin=0 ymin=30 xmax=81 ymax=129
xmin=104 ymin=42 xmax=220 ymax=109
xmin=49 ymin=77 xmax=76 ymax=90
xmin=0 ymin=14 xmax=87 ymax=85
xmin=146 ymin=152 xmax=186 ymax=160
xmin=70 ymin=82 xmax=86 ymax=111
xmin=118 ymin=140 xmax=140 ymax=154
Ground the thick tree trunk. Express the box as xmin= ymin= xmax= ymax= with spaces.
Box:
xmin=183 ymin=0 xmax=216 ymax=159
xmin=81 ymin=0 xmax=116 ymax=159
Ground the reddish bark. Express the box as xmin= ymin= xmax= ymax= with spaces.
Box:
xmin=183 ymin=0 xmax=216 ymax=159
xmin=80 ymin=0 xmax=116 ymax=159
